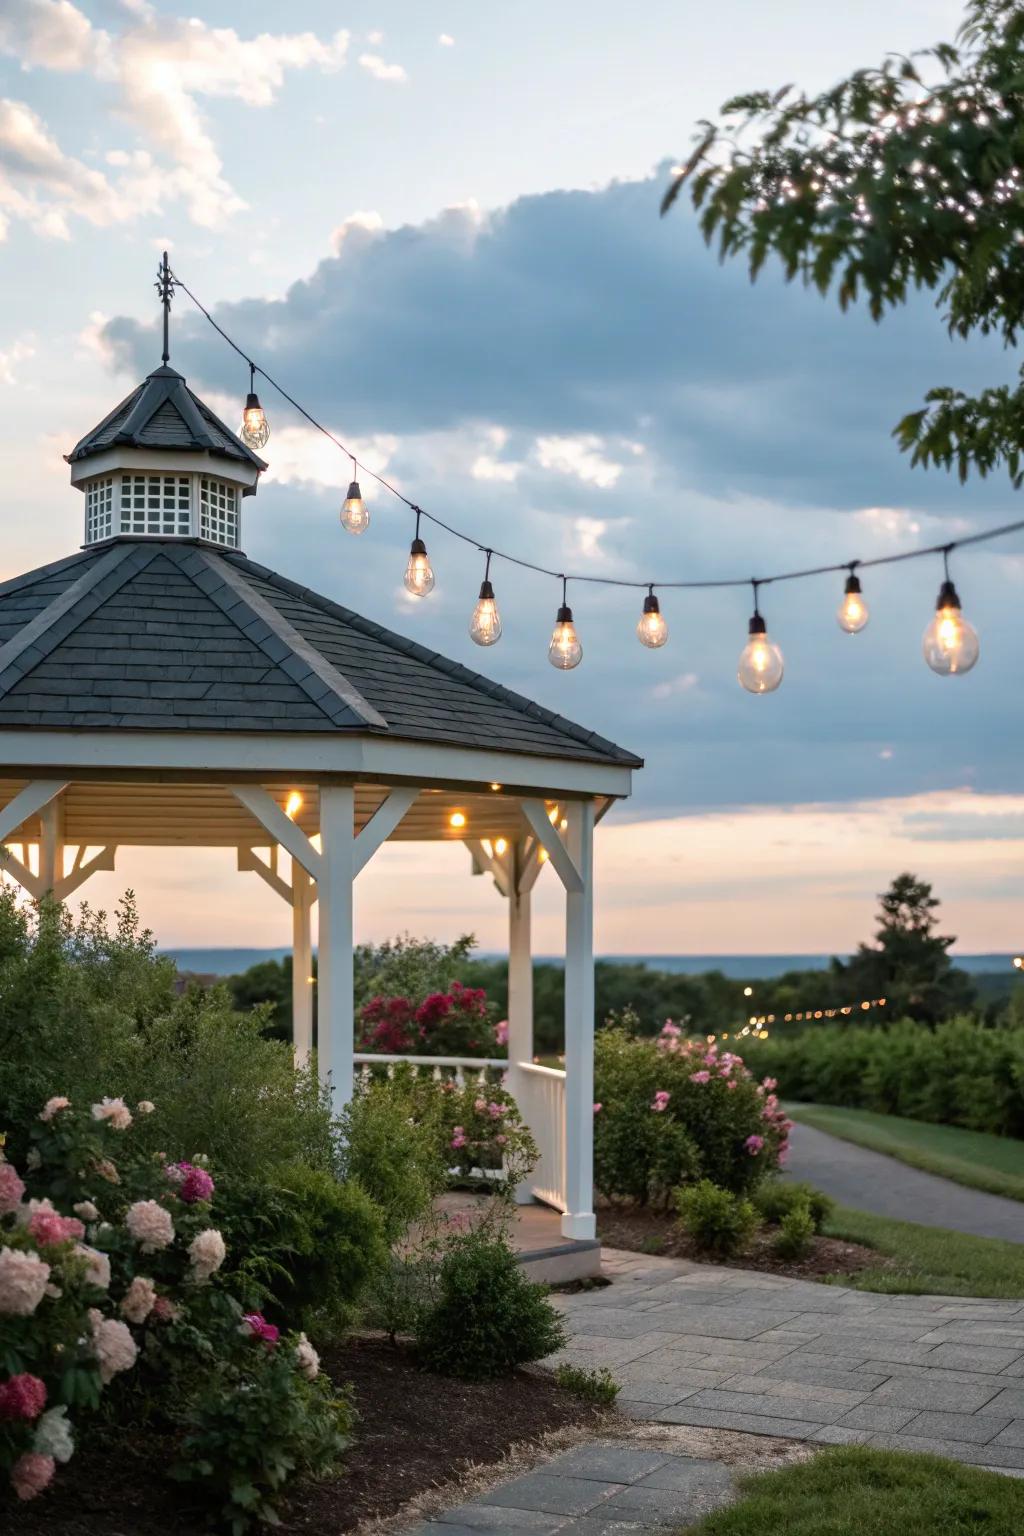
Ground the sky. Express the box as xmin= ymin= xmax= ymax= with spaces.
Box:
xmin=2 ymin=0 xmax=1022 ymax=959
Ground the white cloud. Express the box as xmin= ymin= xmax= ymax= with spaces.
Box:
xmin=535 ymin=433 xmax=624 ymax=488
xmin=650 ymin=672 xmax=700 ymax=700
xmin=329 ymin=209 xmax=385 ymax=255
xmin=439 ymin=34 xmax=455 ymax=47
xmin=0 ymin=336 xmax=34 ymax=384
xmin=358 ymin=52 xmax=407 ymax=84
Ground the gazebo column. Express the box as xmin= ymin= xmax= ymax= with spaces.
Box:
xmin=317 ymin=784 xmax=355 ymax=1110
xmin=39 ymin=797 xmax=64 ymax=892
xmin=562 ymin=799 xmax=595 ymax=1240
xmin=292 ymin=867 xmax=314 ymax=1069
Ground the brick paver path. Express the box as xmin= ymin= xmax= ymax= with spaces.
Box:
xmin=549 ymin=1249 xmax=1024 ymax=1473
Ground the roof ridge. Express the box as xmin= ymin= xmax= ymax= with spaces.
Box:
xmin=225 ymin=553 xmax=641 ymax=768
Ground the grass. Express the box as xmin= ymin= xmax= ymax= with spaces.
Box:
xmin=684 ymin=1447 xmax=1024 ymax=1535
xmin=787 ymin=1102 xmax=1024 ymax=1203
xmin=823 ymin=1203 xmax=1024 ymax=1298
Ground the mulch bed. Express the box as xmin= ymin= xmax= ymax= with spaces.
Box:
xmin=7 ymin=1337 xmax=602 ymax=1535
xmin=598 ymin=1206 xmax=890 ymax=1281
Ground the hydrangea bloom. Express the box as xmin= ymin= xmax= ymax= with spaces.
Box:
xmin=10 ymin=1451 xmax=55 ymax=1501
xmin=91 ymin=1096 xmax=133 ymax=1131
xmin=0 ymin=1373 xmax=47 ymax=1421
xmin=168 ymin=1161 xmax=215 ymax=1205
xmin=33 ymin=1406 xmax=74 ymax=1464
xmin=188 ymin=1227 xmax=226 ymax=1283
xmin=0 ymin=1161 xmax=25 ymax=1215
xmin=88 ymin=1308 xmax=138 ymax=1384
xmin=651 ymin=1090 xmax=671 ymax=1113
xmin=241 ymin=1311 xmax=280 ymax=1347
xmin=125 ymin=1200 xmax=174 ymax=1252
xmin=120 ymin=1275 xmax=157 ymax=1324
xmin=295 ymin=1332 xmax=320 ymax=1381
xmin=38 ymin=1096 xmax=70 ymax=1123
xmin=74 ymin=1244 xmax=111 ymax=1290
xmin=0 ymin=1247 xmax=50 ymax=1316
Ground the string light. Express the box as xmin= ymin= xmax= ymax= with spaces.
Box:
xmin=923 ymin=548 xmax=979 ymax=675
xmin=549 ymin=579 xmax=582 ymax=670
xmin=404 ymin=510 xmax=435 ymax=597
xmin=837 ymin=565 xmax=869 ymax=633
xmin=738 ymin=583 xmax=784 ymax=694
xmin=166 ymin=267 xmax=1024 ymax=689
xmin=470 ymin=550 xmax=502 ymax=646
xmin=341 ymin=459 xmax=369 ymax=534
xmin=636 ymin=586 xmax=668 ymax=648
xmin=239 ymin=362 xmax=269 ymax=449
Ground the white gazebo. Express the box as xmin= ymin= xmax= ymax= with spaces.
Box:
xmin=0 ymin=359 xmax=641 ymax=1243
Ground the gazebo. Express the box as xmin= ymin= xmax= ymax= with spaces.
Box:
xmin=0 ymin=357 xmax=641 ymax=1244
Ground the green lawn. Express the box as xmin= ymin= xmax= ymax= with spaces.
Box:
xmin=823 ymin=1203 xmax=1024 ymax=1298
xmin=788 ymin=1102 xmax=1024 ymax=1202
xmin=684 ymin=1447 xmax=1024 ymax=1535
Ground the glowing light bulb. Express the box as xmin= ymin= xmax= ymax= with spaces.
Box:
xmin=636 ymin=591 xmax=668 ymax=648
xmin=494 ymin=837 xmax=508 ymax=855
xmin=548 ymin=604 xmax=582 ymax=670
xmin=738 ymin=613 xmax=783 ymax=693
xmin=240 ymin=390 xmax=269 ymax=449
xmin=341 ymin=479 xmax=369 ymax=535
xmin=449 ymin=811 xmax=466 ymax=829
xmin=470 ymin=579 xmax=502 ymax=645
xmin=923 ymin=580 xmax=979 ymax=675
xmin=404 ymin=537 xmax=434 ymax=596
xmin=284 ymin=791 xmax=303 ymax=820
xmin=837 ymin=573 xmax=869 ymax=633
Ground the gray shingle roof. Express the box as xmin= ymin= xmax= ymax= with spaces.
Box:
xmin=0 ymin=540 xmax=642 ymax=768
xmin=65 ymin=366 xmax=267 ymax=477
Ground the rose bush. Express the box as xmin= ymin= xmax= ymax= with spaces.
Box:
xmin=594 ymin=1015 xmax=790 ymax=1206
xmin=357 ymin=979 xmax=504 ymax=1058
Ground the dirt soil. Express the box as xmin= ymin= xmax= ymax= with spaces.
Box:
xmin=5 ymin=1337 xmax=604 ymax=1536
xmin=598 ymin=1206 xmax=890 ymax=1281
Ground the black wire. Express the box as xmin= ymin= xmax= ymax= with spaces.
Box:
xmin=172 ymin=271 xmax=1024 ymax=596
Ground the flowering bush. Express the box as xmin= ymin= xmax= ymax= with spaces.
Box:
xmin=426 ymin=1077 xmax=538 ymax=1193
xmin=593 ymin=1016 xmax=790 ymax=1206
xmin=357 ymin=980 xmax=503 ymax=1058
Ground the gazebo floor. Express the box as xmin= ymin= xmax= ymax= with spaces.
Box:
xmin=437 ymin=1191 xmax=602 ymax=1284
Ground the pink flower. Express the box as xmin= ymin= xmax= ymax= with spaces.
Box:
xmin=450 ymin=1127 xmax=468 ymax=1150
xmin=188 ymin=1228 xmax=226 ymax=1283
xmin=495 ymin=1019 xmax=509 ymax=1047
xmin=28 ymin=1207 xmax=85 ymax=1248
xmin=88 ymin=1309 xmax=137 ymax=1383
xmin=150 ymin=1295 xmax=180 ymax=1324
xmin=689 ymin=1071 xmax=710 ymax=1085
xmin=744 ymin=1134 xmax=765 ymax=1155
xmin=0 ymin=1248 xmax=50 ymax=1316
xmin=762 ymin=1078 xmax=777 ymax=1091
xmin=727 ymin=1081 xmax=737 ymax=1091
xmin=487 ymin=1101 xmax=506 ymax=1119
xmin=10 ymin=1451 xmax=55 ymax=1501
xmin=0 ymin=1373 xmax=47 ymax=1421
xmin=73 ymin=1201 xmax=99 ymax=1222
xmin=661 ymin=1021 xmax=681 ymax=1037
xmin=651 ymin=1090 xmax=671 ymax=1113
xmin=126 ymin=1200 xmax=174 ymax=1252
xmin=0 ymin=1162 xmax=24 ymax=1215
xmin=90 ymin=1096 xmax=133 ymax=1132
xmin=39 ymin=1096 xmax=70 ymax=1123
xmin=592 ymin=1102 xmax=602 ymax=1114
xmin=73 ymin=1245 xmax=110 ymax=1291
xmin=92 ymin=1158 xmax=120 ymax=1185
xmin=168 ymin=1162 xmax=215 ymax=1205
xmin=241 ymin=1312 xmax=280 ymax=1348
xmin=495 ymin=1134 xmax=508 ymax=1146
xmin=474 ymin=1098 xmax=487 ymax=1113
xmin=120 ymin=1275 xmax=157 ymax=1325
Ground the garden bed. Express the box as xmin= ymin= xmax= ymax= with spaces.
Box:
xmin=598 ymin=1206 xmax=888 ymax=1282
xmin=8 ymin=1336 xmax=603 ymax=1536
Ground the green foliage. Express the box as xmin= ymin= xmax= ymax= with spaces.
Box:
xmin=336 ymin=1076 xmax=447 ymax=1245
xmin=839 ymin=875 xmax=975 ymax=1027
xmin=772 ymin=1200 xmax=816 ymax=1261
xmin=675 ymin=1179 xmax=758 ymax=1258
xmin=227 ymin=956 xmax=293 ymax=1041
xmin=354 ymin=932 xmax=479 ymax=1010
xmin=663 ymin=1 xmax=1024 ymax=486
xmin=553 ymin=1362 xmax=620 ymax=1406
xmin=824 ymin=1203 xmax=1024 ymax=1298
xmin=753 ymin=1180 xmax=833 ymax=1233
xmin=414 ymin=1227 xmax=567 ymax=1380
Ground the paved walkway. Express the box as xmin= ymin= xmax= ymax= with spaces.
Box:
xmin=783 ymin=1121 xmax=1024 ymax=1242
xmin=548 ymin=1249 xmax=1024 ymax=1473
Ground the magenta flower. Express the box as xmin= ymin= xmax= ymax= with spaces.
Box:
xmin=0 ymin=1373 xmax=47 ymax=1422
xmin=660 ymin=1020 xmax=681 ymax=1037
xmin=27 ymin=1208 xmax=85 ymax=1247
xmin=241 ymin=1312 xmax=280 ymax=1348
xmin=487 ymin=1101 xmax=506 ymax=1119
xmin=451 ymin=1126 xmax=468 ymax=1150
xmin=651 ymin=1090 xmax=671 ymax=1113
xmin=593 ymin=1102 xmax=602 ymax=1114
xmin=744 ymin=1134 xmax=765 ymax=1155
xmin=169 ymin=1162 xmax=215 ymax=1205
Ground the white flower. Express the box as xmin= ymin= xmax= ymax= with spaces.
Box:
xmin=88 ymin=1308 xmax=137 ymax=1383
xmin=90 ymin=1097 xmax=133 ymax=1132
xmin=25 ymin=1149 xmax=41 ymax=1171
xmin=74 ymin=1244 xmax=111 ymax=1290
xmin=136 ymin=1101 xmax=155 ymax=1115
xmin=39 ymin=1096 xmax=71 ymax=1122
xmin=0 ymin=1247 xmax=51 ymax=1316
xmin=33 ymin=1406 xmax=74 ymax=1464
xmin=73 ymin=1201 xmax=99 ymax=1222
xmin=125 ymin=1200 xmax=174 ymax=1253
xmin=188 ymin=1228 xmax=225 ymax=1283
xmin=120 ymin=1275 xmax=157 ymax=1325
xmin=295 ymin=1332 xmax=320 ymax=1381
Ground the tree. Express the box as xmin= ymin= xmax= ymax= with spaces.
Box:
xmin=663 ymin=0 xmax=1024 ymax=484
xmin=841 ymin=872 xmax=975 ymax=1024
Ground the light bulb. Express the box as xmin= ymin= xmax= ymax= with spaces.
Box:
xmin=738 ymin=614 xmax=784 ymax=693
xmin=240 ymin=391 xmax=269 ymax=449
xmin=636 ymin=592 xmax=668 ymax=648
xmin=404 ymin=537 xmax=435 ymax=597
xmin=341 ymin=480 xmax=369 ymax=534
xmin=470 ymin=579 xmax=502 ymax=645
xmin=923 ymin=580 xmax=979 ymax=675
xmin=837 ymin=573 xmax=869 ymax=633
xmin=548 ymin=604 xmax=582 ymax=670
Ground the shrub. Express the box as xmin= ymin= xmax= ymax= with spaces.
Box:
xmin=430 ymin=1077 xmax=538 ymax=1193
xmin=772 ymin=1201 xmax=816 ymax=1261
xmin=358 ymin=980 xmax=499 ymax=1058
xmin=414 ymin=1227 xmax=567 ymax=1379
xmin=754 ymin=1180 xmax=833 ymax=1233
xmin=554 ymin=1363 xmax=620 ymax=1406
xmin=336 ymin=1077 xmax=447 ymax=1245
xmin=594 ymin=1018 xmax=789 ymax=1206
xmin=675 ymin=1179 xmax=758 ymax=1258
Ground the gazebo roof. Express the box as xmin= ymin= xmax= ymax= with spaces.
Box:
xmin=65 ymin=365 xmax=266 ymax=475
xmin=0 ymin=540 xmax=642 ymax=770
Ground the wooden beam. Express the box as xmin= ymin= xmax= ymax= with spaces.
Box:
xmin=236 ymin=847 xmax=293 ymax=905
xmin=353 ymin=787 xmax=417 ymax=876
xmin=0 ymin=780 xmax=68 ymax=846
xmin=230 ymin=786 xmax=323 ymax=879
xmin=53 ymin=846 xmax=116 ymax=902
xmin=521 ymin=800 xmax=583 ymax=895
xmin=516 ymin=834 xmax=546 ymax=896
xmin=0 ymin=850 xmax=41 ymax=898
xmin=562 ymin=799 xmax=596 ymax=1241
xmin=463 ymin=838 xmax=512 ymax=899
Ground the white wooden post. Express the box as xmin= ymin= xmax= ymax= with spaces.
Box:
xmin=39 ymin=796 xmax=64 ymax=894
xmin=292 ymin=865 xmax=314 ymax=1069
xmin=316 ymin=785 xmax=355 ymax=1110
xmin=562 ymin=799 xmax=595 ymax=1240
xmin=508 ymin=840 xmax=535 ymax=1205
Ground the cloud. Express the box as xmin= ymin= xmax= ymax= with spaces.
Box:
xmin=358 ymin=53 xmax=407 ymax=84
xmin=0 ymin=336 xmax=34 ymax=384
xmin=439 ymin=34 xmax=455 ymax=47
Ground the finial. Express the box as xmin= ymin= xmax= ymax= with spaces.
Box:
xmin=155 ymin=251 xmax=175 ymax=366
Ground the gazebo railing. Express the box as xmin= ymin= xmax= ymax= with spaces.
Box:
xmin=512 ymin=1061 xmax=567 ymax=1213
xmin=353 ymin=1053 xmax=507 ymax=1087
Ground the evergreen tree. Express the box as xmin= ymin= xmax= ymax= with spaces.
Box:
xmin=841 ymin=873 xmax=975 ymax=1024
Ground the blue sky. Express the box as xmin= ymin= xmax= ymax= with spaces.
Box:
xmin=4 ymin=0 xmax=1023 ymax=956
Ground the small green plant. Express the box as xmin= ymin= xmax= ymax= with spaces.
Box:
xmin=754 ymin=1179 xmax=833 ymax=1233
xmin=772 ymin=1200 xmax=816 ymax=1261
xmin=554 ymin=1363 xmax=620 ymax=1406
xmin=675 ymin=1179 xmax=758 ymax=1258
xmin=415 ymin=1227 xmax=567 ymax=1380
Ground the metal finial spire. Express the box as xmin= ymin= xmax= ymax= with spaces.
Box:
xmin=155 ymin=251 xmax=174 ymax=365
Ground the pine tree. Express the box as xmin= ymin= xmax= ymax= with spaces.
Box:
xmin=842 ymin=873 xmax=975 ymax=1025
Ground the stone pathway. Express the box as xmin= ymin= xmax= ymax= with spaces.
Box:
xmin=783 ymin=1121 xmax=1024 ymax=1243
xmin=549 ymin=1249 xmax=1024 ymax=1473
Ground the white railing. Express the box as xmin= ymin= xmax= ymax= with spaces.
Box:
xmin=513 ymin=1061 xmax=567 ymax=1212
xmin=353 ymin=1053 xmax=507 ymax=1087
